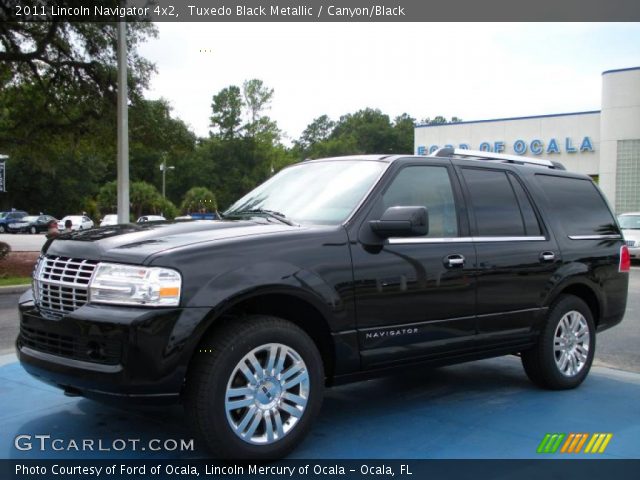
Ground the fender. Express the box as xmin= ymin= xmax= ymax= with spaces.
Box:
xmin=541 ymin=261 xmax=605 ymax=320
xmin=173 ymin=260 xmax=346 ymax=368
xmin=187 ymin=260 xmax=343 ymax=314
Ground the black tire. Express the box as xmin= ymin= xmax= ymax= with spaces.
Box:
xmin=184 ymin=315 xmax=324 ymax=460
xmin=521 ymin=295 xmax=595 ymax=390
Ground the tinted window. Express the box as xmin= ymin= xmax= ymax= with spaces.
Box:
xmin=462 ymin=168 xmax=526 ymax=236
xmin=508 ymin=174 xmax=542 ymax=236
xmin=382 ymin=165 xmax=458 ymax=237
xmin=536 ymin=175 xmax=618 ymax=236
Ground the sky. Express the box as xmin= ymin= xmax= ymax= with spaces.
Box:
xmin=138 ymin=23 xmax=640 ymax=143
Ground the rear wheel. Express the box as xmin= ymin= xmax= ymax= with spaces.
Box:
xmin=185 ymin=316 xmax=324 ymax=459
xmin=522 ymin=295 xmax=595 ymax=389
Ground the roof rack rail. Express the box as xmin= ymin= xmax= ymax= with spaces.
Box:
xmin=430 ymin=147 xmax=566 ymax=170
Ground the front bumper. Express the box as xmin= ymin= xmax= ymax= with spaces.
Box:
xmin=17 ymin=289 xmax=211 ymax=404
xmin=629 ymin=246 xmax=640 ymax=259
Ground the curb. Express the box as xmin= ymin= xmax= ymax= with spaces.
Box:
xmin=0 ymin=284 xmax=30 ymax=295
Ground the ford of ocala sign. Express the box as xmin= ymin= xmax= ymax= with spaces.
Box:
xmin=416 ymin=137 xmax=595 ymax=156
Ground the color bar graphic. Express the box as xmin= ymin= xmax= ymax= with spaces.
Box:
xmin=538 ymin=433 xmax=612 ymax=454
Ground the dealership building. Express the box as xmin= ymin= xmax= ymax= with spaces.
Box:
xmin=414 ymin=67 xmax=640 ymax=214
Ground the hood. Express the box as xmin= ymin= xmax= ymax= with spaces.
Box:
xmin=43 ymin=219 xmax=298 ymax=264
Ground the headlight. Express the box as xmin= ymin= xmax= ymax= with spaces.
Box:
xmin=89 ymin=263 xmax=182 ymax=307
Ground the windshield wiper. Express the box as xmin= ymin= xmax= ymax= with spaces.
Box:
xmin=227 ymin=209 xmax=297 ymax=226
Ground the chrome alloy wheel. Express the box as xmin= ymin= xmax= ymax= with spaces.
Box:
xmin=224 ymin=343 xmax=310 ymax=445
xmin=553 ymin=310 xmax=590 ymax=377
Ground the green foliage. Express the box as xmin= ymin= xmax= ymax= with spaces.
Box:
xmin=243 ymin=79 xmax=274 ymax=125
xmin=181 ymin=187 xmax=217 ymax=213
xmin=0 ymin=241 xmax=10 ymax=261
xmin=0 ymin=19 xmax=158 ymax=217
xmin=419 ymin=116 xmax=463 ymax=125
xmin=97 ymin=180 xmax=177 ymax=220
xmin=156 ymin=197 xmax=178 ymax=220
xmin=210 ymin=86 xmax=243 ymax=139
xmin=295 ymin=115 xmax=335 ymax=151
xmin=293 ymin=109 xmax=417 ymax=160
xmin=0 ymin=21 xmax=156 ymax=148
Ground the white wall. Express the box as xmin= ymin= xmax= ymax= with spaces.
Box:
xmin=599 ymin=68 xmax=640 ymax=210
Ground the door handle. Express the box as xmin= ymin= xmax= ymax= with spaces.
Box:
xmin=444 ymin=254 xmax=465 ymax=268
xmin=540 ymin=251 xmax=555 ymax=262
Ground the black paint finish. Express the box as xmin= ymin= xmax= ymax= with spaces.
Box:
xmin=17 ymin=155 xmax=629 ymax=403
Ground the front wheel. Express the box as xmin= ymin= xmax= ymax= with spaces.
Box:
xmin=30 ymin=226 xmax=36 ymax=234
xmin=185 ymin=316 xmax=324 ymax=460
xmin=522 ymin=295 xmax=595 ymax=390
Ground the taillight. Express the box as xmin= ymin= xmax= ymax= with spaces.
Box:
xmin=619 ymin=245 xmax=631 ymax=272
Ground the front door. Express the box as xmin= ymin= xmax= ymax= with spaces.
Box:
xmin=350 ymin=161 xmax=477 ymax=368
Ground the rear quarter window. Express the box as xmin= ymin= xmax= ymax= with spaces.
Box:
xmin=536 ymin=174 xmax=618 ymax=237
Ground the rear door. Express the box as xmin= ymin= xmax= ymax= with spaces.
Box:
xmin=457 ymin=165 xmax=560 ymax=343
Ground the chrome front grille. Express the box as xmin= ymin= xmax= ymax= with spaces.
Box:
xmin=34 ymin=255 xmax=99 ymax=317
xmin=625 ymin=239 xmax=637 ymax=247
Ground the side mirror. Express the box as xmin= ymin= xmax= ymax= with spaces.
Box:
xmin=369 ymin=206 xmax=429 ymax=238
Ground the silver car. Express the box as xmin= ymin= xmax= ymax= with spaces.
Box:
xmin=619 ymin=212 xmax=640 ymax=259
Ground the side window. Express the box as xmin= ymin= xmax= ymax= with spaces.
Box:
xmin=508 ymin=173 xmax=542 ymax=236
xmin=536 ymin=175 xmax=618 ymax=237
xmin=462 ymin=168 xmax=531 ymax=237
xmin=382 ymin=165 xmax=458 ymax=237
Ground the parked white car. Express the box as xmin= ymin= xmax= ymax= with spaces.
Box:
xmin=619 ymin=212 xmax=640 ymax=259
xmin=58 ymin=215 xmax=94 ymax=231
xmin=136 ymin=215 xmax=166 ymax=223
xmin=100 ymin=214 xmax=119 ymax=227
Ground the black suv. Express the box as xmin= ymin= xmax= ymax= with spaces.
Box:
xmin=18 ymin=150 xmax=630 ymax=459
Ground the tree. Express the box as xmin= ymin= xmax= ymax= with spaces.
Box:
xmin=0 ymin=19 xmax=156 ymax=145
xmin=0 ymin=18 xmax=158 ymax=216
xmin=129 ymin=98 xmax=196 ymax=202
xmin=243 ymin=79 xmax=274 ymax=125
xmin=295 ymin=115 xmax=335 ymax=151
xmin=97 ymin=181 xmax=175 ymax=220
xmin=392 ymin=113 xmax=416 ymax=153
xmin=181 ymin=187 xmax=217 ymax=213
xmin=210 ymin=86 xmax=243 ymax=139
xmin=419 ymin=116 xmax=463 ymax=125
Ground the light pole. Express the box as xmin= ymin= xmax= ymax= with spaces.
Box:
xmin=116 ymin=20 xmax=129 ymax=224
xmin=0 ymin=154 xmax=7 ymax=193
xmin=160 ymin=158 xmax=175 ymax=198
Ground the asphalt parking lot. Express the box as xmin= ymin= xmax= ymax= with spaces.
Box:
xmin=0 ymin=265 xmax=638 ymax=459
xmin=0 ymin=233 xmax=47 ymax=252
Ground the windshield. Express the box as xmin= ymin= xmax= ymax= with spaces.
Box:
xmin=225 ymin=160 xmax=387 ymax=225
xmin=619 ymin=215 xmax=640 ymax=229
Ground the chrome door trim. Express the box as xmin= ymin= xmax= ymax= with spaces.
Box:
xmin=568 ymin=234 xmax=622 ymax=240
xmin=388 ymin=236 xmax=546 ymax=245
